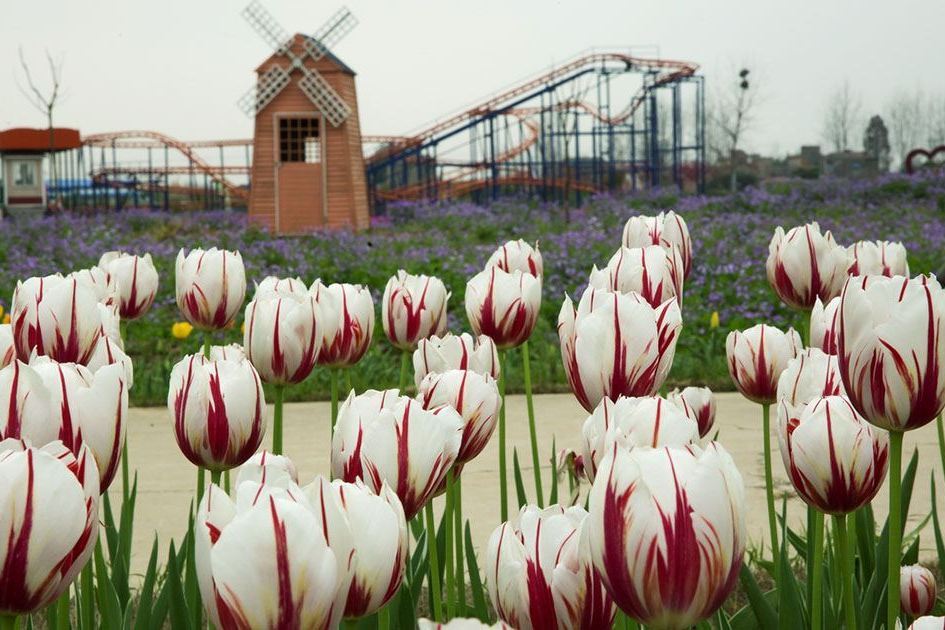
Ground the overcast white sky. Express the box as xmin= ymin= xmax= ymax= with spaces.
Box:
xmin=2 ymin=0 xmax=943 ymax=156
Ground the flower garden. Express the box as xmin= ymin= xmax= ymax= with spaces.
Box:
xmin=1 ymin=173 xmax=945 ymax=629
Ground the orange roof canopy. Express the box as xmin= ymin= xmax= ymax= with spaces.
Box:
xmin=0 ymin=127 xmax=81 ymax=152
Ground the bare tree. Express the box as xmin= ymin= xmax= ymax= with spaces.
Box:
xmin=708 ymin=67 xmax=760 ymax=192
xmin=886 ymin=89 xmax=924 ymax=170
xmin=926 ymin=93 xmax=945 ymax=147
xmin=822 ymin=80 xmax=862 ymax=152
xmin=16 ymin=47 xmax=64 ymax=196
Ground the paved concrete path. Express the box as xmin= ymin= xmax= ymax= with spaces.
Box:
xmin=112 ymin=393 xmax=945 ymax=576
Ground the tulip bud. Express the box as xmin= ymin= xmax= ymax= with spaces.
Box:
xmin=810 ymin=296 xmax=841 ymax=355
xmin=587 ymin=442 xmax=746 ymax=628
xmin=254 ymin=275 xmax=309 ymax=299
xmin=466 ymin=267 xmax=541 ymax=350
xmin=581 ymin=396 xmax=698 ymax=483
xmin=176 ymin=248 xmax=246 ymax=330
xmin=30 ymin=357 xmax=128 ymax=492
xmin=0 ymin=440 xmax=99 ymax=615
xmin=69 ymin=266 xmax=118 ymax=306
xmin=486 ymin=239 xmax=543 ymax=276
xmin=195 ymin=476 xmax=343 ymax=629
xmin=311 ymin=280 xmax=375 ymax=367
xmin=413 ymin=332 xmax=499 ymax=388
xmin=418 ymin=369 xmax=501 ymax=464
xmin=766 ymin=222 xmax=848 ymax=310
xmin=588 ymin=245 xmax=684 ymax=308
xmin=486 ymin=504 xmax=615 ymax=630
xmin=0 ymin=360 xmax=57 ymax=450
xmin=622 ymin=210 xmax=692 ymax=279
xmin=168 ymin=352 xmax=266 ymax=472
xmin=98 ymin=251 xmax=160 ymax=319
xmin=776 ymin=347 xmax=844 ymax=406
xmin=87 ymin=335 xmax=135 ymax=390
xmin=12 ymin=275 xmax=103 ymax=365
xmin=382 ymin=271 xmax=450 ymax=351
xmin=726 ymin=324 xmax=803 ymax=404
xmin=848 ymin=240 xmax=910 ymax=277
xmin=778 ymin=396 xmax=888 ymax=514
xmin=668 ymin=386 xmax=717 ymax=437
xmin=331 ymin=390 xmax=462 ymax=519
xmin=839 ymin=275 xmax=945 ymax=431
xmin=901 ymin=565 xmax=937 ymax=618
xmin=558 ymin=287 xmax=682 ymax=412
xmin=0 ymin=324 xmax=13 ymax=369
xmin=244 ymin=286 xmax=320 ymax=385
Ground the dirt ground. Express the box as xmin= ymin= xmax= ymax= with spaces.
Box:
xmin=113 ymin=392 xmax=944 ymax=576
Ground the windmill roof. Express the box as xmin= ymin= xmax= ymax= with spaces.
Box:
xmin=254 ymin=33 xmax=356 ymax=76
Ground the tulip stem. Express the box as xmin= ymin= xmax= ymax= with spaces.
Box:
xmin=210 ymin=470 xmax=222 ymax=487
xmin=455 ymin=475 xmax=465 ymax=615
xmin=444 ymin=471 xmax=456 ymax=618
xmin=80 ymin=555 xmax=94 ymax=628
xmin=0 ymin=616 xmax=17 ymax=630
xmin=424 ymin=501 xmax=444 ymax=621
xmin=224 ymin=469 xmax=231 ymax=494
xmin=834 ymin=514 xmax=856 ymax=630
xmin=498 ymin=350 xmax=508 ymax=522
xmin=522 ymin=340 xmax=543 ymax=507
xmin=377 ymin=605 xmax=390 ymax=630
xmin=888 ymin=430 xmax=904 ymax=630
xmin=761 ymin=403 xmax=779 ymax=566
xmin=121 ymin=437 xmax=130 ymax=505
xmin=398 ymin=350 xmax=410 ymax=393
xmin=936 ymin=414 xmax=945 ymax=490
xmin=196 ymin=467 xmax=206 ymax=505
xmin=273 ymin=384 xmax=285 ymax=455
xmin=330 ymin=369 xmax=339 ymax=443
xmin=810 ymin=510 xmax=824 ymax=630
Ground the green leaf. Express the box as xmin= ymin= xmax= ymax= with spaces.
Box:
xmin=512 ymin=448 xmax=528 ymax=509
xmin=548 ymin=439 xmax=559 ymax=506
xmin=465 ymin=522 xmax=489 ymax=621
xmin=737 ymin=564 xmax=777 ymax=629
xmin=854 ymin=504 xmax=876 ymax=582
xmin=94 ymin=543 xmax=123 ymax=628
xmin=165 ymin=543 xmax=191 ymax=630
xmin=133 ymin=537 xmax=160 ymax=630
xmin=931 ymin=475 xmax=945 ymax=586
xmin=779 ymin=501 xmax=806 ymax=629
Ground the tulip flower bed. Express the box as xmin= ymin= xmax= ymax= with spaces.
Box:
xmin=2 ymin=172 xmax=945 ymax=630
xmin=0 ymin=174 xmax=942 ymax=407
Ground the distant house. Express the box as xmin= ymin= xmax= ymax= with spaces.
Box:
xmin=823 ymin=150 xmax=880 ymax=178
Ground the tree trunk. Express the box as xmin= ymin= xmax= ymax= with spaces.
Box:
xmin=47 ymin=110 xmax=57 ymax=203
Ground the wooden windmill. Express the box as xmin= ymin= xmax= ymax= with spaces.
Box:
xmin=240 ymin=1 xmax=369 ymax=233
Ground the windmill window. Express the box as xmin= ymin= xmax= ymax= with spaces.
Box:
xmin=279 ymin=117 xmax=320 ymax=163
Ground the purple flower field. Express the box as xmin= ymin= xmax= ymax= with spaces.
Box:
xmin=2 ymin=173 xmax=943 ymax=405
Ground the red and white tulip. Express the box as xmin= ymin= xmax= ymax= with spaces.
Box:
xmin=311 ymin=280 xmax=375 ymax=367
xmin=622 ymin=210 xmax=692 ymax=280
xmin=418 ymin=368 xmax=501 ymax=464
xmin=909 ymin=617 xmax=945 ymax=629
xmin=168 ymin=352 xmax=266 ymax=472
xmin=254 ymin=275 xmax=309 ymax=299
xmin=98 ymin=251 xmax=160 ymax=319
xmin=0 ymin=324 xmax=14 ymax=369
xmin=413 ymin=332 xmax=499 ymax=388
xmin=69 ymin=266 xmax=118 ymax=306
xmin=776 ymin=347 xmax=844 ymax=406
xmin=588 ymin=245 xmax=684 ymax=308
xmin=558 ymin=287 xmax=682 ymax=412
xmin=176 ymin=248 xmax=246 ymax=330
xmin=30 ymin=357 xmax=128 ymax=492
xmin=810 ymin=296 xmax=841 ymax=355
xmin=0 ymin=440 xmax=99 ymax=615
xmin=86 ymin=335 xmax=134 ymax=389
xmin=766 ymin=222 xmax=848 ymax=310
xmin=0 ymin=360 xmax=56 ymax=445
xmin=847 ymin=240 xmax=909 ymax=277
xmin=726 ymin=324 xmax=803 ymax=404
xmin=587 ymin=442 xmax=746 ymax=628
xmin=901 ymin=564 xmax=937 ymax=618
xmin=419 ymin=620 xmax=513 ymax=630
xmin=465 ymin=267 xmax=541 ymax=350
xmin=667 ymin=386 xmax=717 ymax=438
xmin=838 ymin=275 xmax=945 ymax=431
xmin=581 ymin=396 xmax=698 ymax=483
xmin=243 ymin=281 xmax=320 ymax=385
xmin=486 ymin=239 xmax=543 ymax=276
xmin=486 ymin=504 xmax=615 ymax=630
xmin=777 ymin=395 xmax=888 ymax=514
xmin=382 ymin=271 xmax=449 ymax=351
xmin=331 ymin=389 xmax=462 ymax=519
xmin=12 ymin=274 xmax=103 ymax=365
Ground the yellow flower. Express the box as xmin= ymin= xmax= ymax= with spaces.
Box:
xmin=171 ymin=321 xmax=194 ymax=340
xmin=0 ymin=305 xmax=5 ymax=319
xmin=709 ymin=311 xmax=720 ymax=329
xmin=240 ymin=321 xmax=245 ymax=335
xmin=2 ymin=313 xmax=9 ymax=325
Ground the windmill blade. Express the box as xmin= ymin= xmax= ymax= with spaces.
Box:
xmin=303 ymin=7 xmax=358 ymax=61
xmin=242 ymin=0 xmax=292 ymax=54
xmin=237 ymin=65 xmax=291 ymax=116
xmin=298 ymin=67 xmax=352 ymax=127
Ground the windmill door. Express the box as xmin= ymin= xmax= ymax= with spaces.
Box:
xmin=276 ymin=115 xmax=325 ymax=231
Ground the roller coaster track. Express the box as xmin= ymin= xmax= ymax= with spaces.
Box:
xmin=82 ymin=131 xmax=249 ymax=199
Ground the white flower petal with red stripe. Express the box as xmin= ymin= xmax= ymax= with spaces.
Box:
xmin=726 ymin=324 xmax=802 ymax=404
xmin=901 ymin=564 xmax=937 ymax=618
xmin=311 ymin=280 xmax=375 ymax=367
xmin=244 ymin=289 xmax=320 ymax=385
xmin=776 ymin=348 xmax=844 ymax=407
xmin=486 ymin=239 xmax=544 ymax=277
xmin=622 ymin=211 xmax=692 ymax=280
xmin=13 ymin=275 xmax=103 ymax=365
xmin=413 ymin=332 xmax=500 ymax=388
xmin=667 ymin=386 xmax=716 ymax=438
xmin=98 ymin=251 xmax=159 ymax=319
xmin=847 ymin=240 xmax=909 ymax=277
xmin=766 ymin=222 xmax=848 ymax=310
xmin=465 ymin=267 xmax=541 ymax=350
xmin=810 ymin=296 xmax=841 ymax=355
xmin=0 ymin=324 xmax=16 ymax=369
xmin=588 ymin=245 xmax=684 ymax=308
xmin=176 ymin=248 xmax=246 ymax=331
xmin=382 ymin=270 xmax=450 ymax=351
xmin=418 ymin=369 xmax=500 ymax=464
xmin=0 ymin=360 xmax=56 ymax=446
